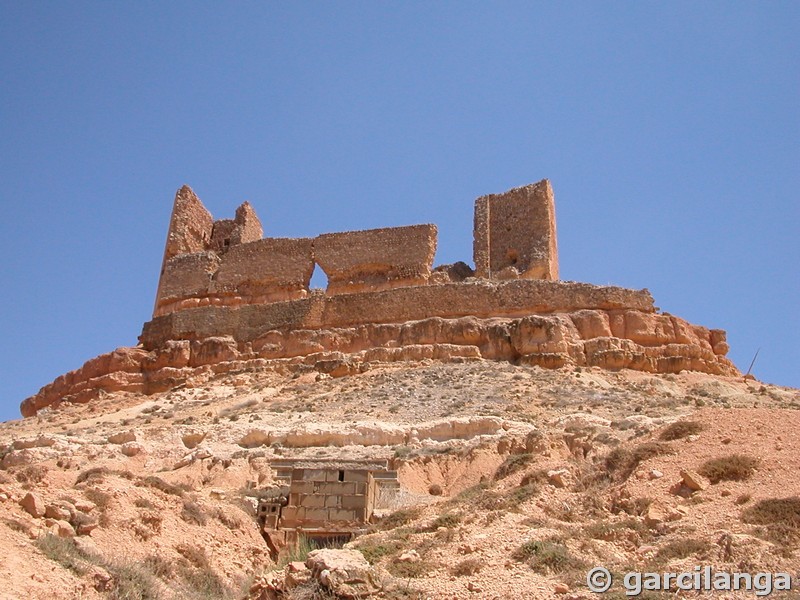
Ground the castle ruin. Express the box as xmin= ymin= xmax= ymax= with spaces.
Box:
xmin=152 ymin=180 xmax=556 ymax=318
xmin=20 ymin=180 xmax=739 ymax=417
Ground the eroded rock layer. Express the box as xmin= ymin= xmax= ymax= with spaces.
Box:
xmin=21 ymin=279 xmax=737 ymax=417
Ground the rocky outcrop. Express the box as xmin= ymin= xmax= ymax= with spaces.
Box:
xmin=246 ymin=549 xmax=383 ymax=599
xmin=19 ymin=181 xmax=740 ymax=418
xmin=21 ymin=306 xmax=737 ymax=417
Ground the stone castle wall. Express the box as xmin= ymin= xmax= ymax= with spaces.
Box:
xmin=153 ymin=181 xmax=558 ymax=317
xmin=314 ymin=225 xmax=437 ymax=295
xmin=141 ymin=279 xmax=655 ymax=349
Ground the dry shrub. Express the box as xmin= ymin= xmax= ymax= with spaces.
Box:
xmin=387 ymin=559 xmax=437 ymax=579
xmin=659 ymin=420 xmax=705 ymax=441
xmin=36 ymin=534 xmax=160 ymax=598
xmin=494 ymin=453 xmax=535 ymax=480
xmin=75 ymin=466 xmax=111 ymax=485
xmin=134 ymin=498 xmax=157 ymax=509
xmin=85 ymin=488 xmax=112 ymax=509
xmin=134 ymin=510 xmax=163 ymax=541
xmin=214 ymin=507 xmax=242 ymax=530
xmin=143 ymin=553 xmax=175 ymax=580
xmin=655 ymin=538 xmax=711 ymax=561
xmin=605 ymin=442 xmax=674 ymax=480
xmin=378 ymin=507 xmax=422 ymax=531
xmin=450 ymin=558 xmax=482 ymax=576
xmin=512 ymin=540 xmax=585 ymax=574
xmin=180 ymin=500 xmax=207 ymax=525
xmin=742 ymin=497 xmax=800 ymax=546
xmin=35 ymin=534 xmax=92 ymax=576
xmin=698 ymin=454 xmax=759 ymax=483
xmin=15 ymin=465 xmax=49 ymax=485
xmin=176 ymin=544 xmax=208 ymax=569
xmin=584 ymin=518 xmax=649 ymax=542
xmin=139 ymin=475 xmax=189 ymax=497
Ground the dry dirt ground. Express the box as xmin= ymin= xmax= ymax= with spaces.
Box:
xmin=1 ymin=359 xmax=798 ymax=599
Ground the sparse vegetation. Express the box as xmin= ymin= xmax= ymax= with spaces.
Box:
xmin=450 ymin=557 xmax=482 ymax=576
xmin=355 ymin=538 xmax=405 ymax=564
xmin=175 ymin=544 xmax=231 ymax=597
xmin=494 ymin=453 xmax=535 ymax=480
xmin=659 ymin=420 xmax=705 ymax=441
xmin=214 ymin=507 xmax=243 ymax=530
xmin=84 ymin=487 xmax=113 ymax=510
xmin=35 ymin=533 xmax=92 ymax=576
xmin=75 ymin=466 xmax=111 ymax=484
xmin=742 ymin=497 xmax=800 ymax=546
xmin=36 ymin=534 xmax=162 ymax=599
xmin=14 ymin=464 xmax=48 ymax=485
xmin=387 ymin=558 xmax=437 ymax=579
xmin=139 ymin=475 xmax=190 ymax=497
xmin=655 ymin=538 xmax=711 ymax=561
xmin=180 ymin=500 xmax=207 ymax=525
xmin=422 ymin=512 xmax=461 ymax=531
xmin=605 ymin=442 xmax=674 ymax=480
xmin=278 ymin=535 xmax=316 ymax=568
xmin=584 ymin=518 xmax=649 ymax=542
xmin=512 ymin=540 xmax=585 ymax=574
xmin=698 ymin=454 xmax=759 ymax=483
xmin=378 ymin=507 xmax=422 ymax=531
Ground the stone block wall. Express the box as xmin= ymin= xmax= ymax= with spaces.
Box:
xmin=153 ymin=186 xmax=441 ymax=316
xmin=473 ymin=179 xmax=558 ymax=280
xmin=162 ymin=186 xmax=214 ymax=261
xmin=314 ymin=224 xmax=438 ymax=294
xmin=153 ymin=180 xmax=561 ymax=316
xmin=158 ymin=251 xmax=221 ymax=305
xmin=214 ymin=237 xmax=315 ymax=300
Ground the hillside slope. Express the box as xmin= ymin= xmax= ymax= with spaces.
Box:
xmin=1 ymin=361 xmax=798 ymax=599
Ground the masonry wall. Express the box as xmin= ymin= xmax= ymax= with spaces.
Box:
xmin=162 ymin=186 xmax=214 ymax=261
xmin=214 ymin=237 xmax=315 ymax=300
xmin=154 ymin=188 xmax=441 ymax=316
xmin=158 ymin=251 xmax=221 ymax=304
xmin=140 ymin=279 xmax=656 ymax=349
xmin=154 ymin=181 xmax=559 ymax=319
xmin=314 ymin=224 xmax=438 ymax=294
xmin=474 ymin=179 xmax=558 ymax=280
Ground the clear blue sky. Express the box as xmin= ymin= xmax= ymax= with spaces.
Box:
xmin=1 ymin=3 xmax=797 ymax=421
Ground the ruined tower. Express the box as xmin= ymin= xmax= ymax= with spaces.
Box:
xmin=473 ymin=179 xmax=558 ymax=280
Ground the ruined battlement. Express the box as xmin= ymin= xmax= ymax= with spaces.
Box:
xmin=152 ymin=180 xmax=556 ymax=317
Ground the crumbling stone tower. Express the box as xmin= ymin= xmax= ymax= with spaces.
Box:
xmin=473 ymin=179 xmax=558 ymax=280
